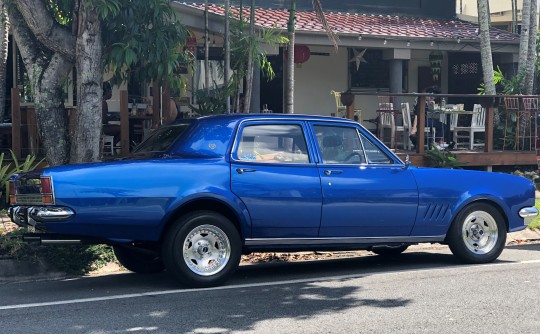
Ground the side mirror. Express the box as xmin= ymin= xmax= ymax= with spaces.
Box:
xmin=403 ymin=155 xmax=411 ymax=170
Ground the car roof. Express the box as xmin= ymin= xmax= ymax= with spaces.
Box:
xmin=191 ymin=113 xmax=359 ymax=125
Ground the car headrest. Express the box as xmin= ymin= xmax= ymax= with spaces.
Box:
xmin=323 ymin=135 xmax=342 ymax=148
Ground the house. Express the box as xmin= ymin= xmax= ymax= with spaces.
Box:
xmin=5 ymin=1 xmax=537 ymax=169
xmin=458 ymin=0 xmax=539 ymax=33
xmin=170 ymin=1 xmax=536 ymax=169
xmin=172 ymin=0 xmax=519 ymax=117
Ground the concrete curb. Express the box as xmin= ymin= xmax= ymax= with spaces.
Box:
xmin=0 ymin=258 xmax=67 ymax=284
xmin=507 ymin=228 xmax=540 ymax=243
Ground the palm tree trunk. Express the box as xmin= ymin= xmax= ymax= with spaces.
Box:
xmin=204 ymin=0 xmax=209 ymax=92
xmin=285 ymin=0 xmax=295 ymax=114
xmin=224 ymin=0 xmax=230 ymax=113
xmin=524 ymin=0 xmax=538 ymax=94
xmin=0 ymin=1 xmax=9 ymax=121
xmin=242 ymin=0 xmax=255 ymax=113
xmin=511 ymin=0 xmax=517 ymax=33
xmin=518 ymin=0 xmax=532 ymax=91
xmin=285 ymin=0 xmax=337 ymax=114
xmin=478 ymin=0 xmax=496 ymax=95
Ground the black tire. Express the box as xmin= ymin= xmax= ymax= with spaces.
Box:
xmin=113 ymin=245 xmax=165 ymax=274
xmin=447 ymin=203 xmax=506 ymax=264
xmin=162 ymin=211 xmax=241 ymax=288
xmin=371 ymin=245 xmax=409 ymax=256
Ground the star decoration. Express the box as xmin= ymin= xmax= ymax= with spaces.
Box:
xmin=349 ymin=49 xmax=368 ymax=70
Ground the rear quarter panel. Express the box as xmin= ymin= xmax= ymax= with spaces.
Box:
xmin=41 ymin=158 xmax=247 ymax=241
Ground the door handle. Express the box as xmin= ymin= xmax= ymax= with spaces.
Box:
xmin=324 ymin=170 xmax=343 ymax=175
xmin=236 ymin=168 xmax=257 ymax=174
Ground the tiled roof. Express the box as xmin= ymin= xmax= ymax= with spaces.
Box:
xmin=179 ymin=3 xmax=519 ymax=43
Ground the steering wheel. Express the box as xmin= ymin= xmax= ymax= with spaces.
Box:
xmin=344 ymin=152 xmax=364 ymax=163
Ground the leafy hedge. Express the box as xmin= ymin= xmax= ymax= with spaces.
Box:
xmin=0 ymin=229 xmax=117 ymax=275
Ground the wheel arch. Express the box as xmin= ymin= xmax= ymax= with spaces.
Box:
xmin=158 ymin=196 xmax=249 ymax=243
xmin=445 ymin=198 xmax=509 ymax=243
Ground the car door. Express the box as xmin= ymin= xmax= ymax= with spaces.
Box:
xmin=311 ymin=123 xmax=419 ymax=238
xmin=230 ymin=121 xmax=322 ymax=238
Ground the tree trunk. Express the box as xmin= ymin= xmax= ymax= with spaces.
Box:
xmin=204 ymin=0 xmax=209 ymax=92
xmin=8 ymin=4 xmax=72 ymax=166
xmin=283 ymin=0 xmax=336 ymax=114
xmin=511 ymin=0 xmax=517 ymax=34
xmin=478 ymin=0 xmax=496 ymax=95
xmin=242 ymin=0 xmax=255 ymax=113
xmin=224 ymin=0 xmax=230 ymax=113
xmin=524 ymin=0 xmax=538 ymax=94
xmin=71 ymin=1 xmax=102 ymax=163
xmin=0 ymin=1 xmax=9 ymax=121
xmin=285 ymin=0 xmax=295 ymax=114
xmin=518 ymin=0 xmax=531 ymax=89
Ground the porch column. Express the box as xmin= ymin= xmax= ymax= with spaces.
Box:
xmin=389 ymin=59 xmax=403 ymax=94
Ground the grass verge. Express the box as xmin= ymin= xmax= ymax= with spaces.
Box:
xmin=529 ymin=199 xmax=540 ymax=229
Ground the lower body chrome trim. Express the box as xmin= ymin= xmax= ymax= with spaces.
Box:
xmin=244 ymin=235 xmax=446 ymax=246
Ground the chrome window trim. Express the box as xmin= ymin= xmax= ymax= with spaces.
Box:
xmin=230 ymin=120 xmax=314 ymax=165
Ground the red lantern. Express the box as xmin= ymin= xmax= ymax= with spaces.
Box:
xmin=185 ymin=32 xmax=197 ymax=54
xmin=294 ymin=45 xmax=311 ymax=64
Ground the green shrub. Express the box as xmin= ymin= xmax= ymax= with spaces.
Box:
xmin=0 ymin=230 xmax=116 ymax=275
xmin=425 ymin=143 xmax=466 ymax=168
xmin=41 ymin=244 xmax=117 ymax=275
xmin=0 ymin=150 xmax=46 ymax=208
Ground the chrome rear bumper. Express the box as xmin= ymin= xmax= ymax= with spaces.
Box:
xmin=9 ymin=206 xmax=75 ymax=227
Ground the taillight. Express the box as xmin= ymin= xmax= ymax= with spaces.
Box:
xmin=40 ymin=176 xmax=54 ymax=204
xmin=41 ymin=177 xmax=52 ymax=194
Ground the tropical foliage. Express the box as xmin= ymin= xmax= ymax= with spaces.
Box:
xmin=425 ymin=143 xmax=465 ymax=168
xmin=0 ymin=150 xmax=45 ymax=208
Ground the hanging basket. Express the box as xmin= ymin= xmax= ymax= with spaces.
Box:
xmin=429 ymin=51 xmax=443 ymax=82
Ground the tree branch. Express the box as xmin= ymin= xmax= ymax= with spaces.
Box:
xmin=16 ymin=0 xmax=76 ymax=62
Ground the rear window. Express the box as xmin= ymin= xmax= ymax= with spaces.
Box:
xmin=133 ymin=124 xmax=190 ymax=153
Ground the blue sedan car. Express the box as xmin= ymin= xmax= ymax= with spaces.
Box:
xmin=8 ymin=114 xmax=538 ymax=287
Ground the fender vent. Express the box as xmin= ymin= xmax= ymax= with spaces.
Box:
xmin=423 ymin=203 xmax=450 ymax=224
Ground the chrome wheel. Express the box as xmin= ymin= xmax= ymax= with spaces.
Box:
xmin=182 ymin=224 xmax=231 ymax=276
xmin=461 ymin=210 xmax=498 ymax=254
xmin=448 ymin=203 xmax=506 ymax=264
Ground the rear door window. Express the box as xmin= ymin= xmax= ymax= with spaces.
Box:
xmin=235 ymin=124 xmax=310 ymax=163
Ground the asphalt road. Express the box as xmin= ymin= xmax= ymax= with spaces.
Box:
xmin=0 ymin=243 xmax=539 ymax=334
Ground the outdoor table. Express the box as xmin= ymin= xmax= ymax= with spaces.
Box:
xmin=427 ymin=107 xmax=474 ymax=145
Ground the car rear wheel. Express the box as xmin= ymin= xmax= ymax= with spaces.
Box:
xmin=447 ymin=203 xmax=506 ymax=263
xmin=371 ymin=245 xmax=409 ymax=256
xmin=113 ymin=245 xmax=165 ymax=274
xmin=162 ymin=211 xmax=241 ymax=288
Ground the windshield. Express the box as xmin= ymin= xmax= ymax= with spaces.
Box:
xmin=132 ymin=124 xmax=190 ymax=153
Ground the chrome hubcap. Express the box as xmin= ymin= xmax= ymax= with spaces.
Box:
xmin=461 ymin=210 xmax=498 ymax=254
xmin=183 ymin=224 xmax=231 ymax=276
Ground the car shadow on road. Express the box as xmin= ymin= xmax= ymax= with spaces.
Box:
xmin=2 ymin=250 xmax=523 ymax=334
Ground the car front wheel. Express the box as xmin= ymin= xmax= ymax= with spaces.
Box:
xmin=447 ymin=203 xmax=506 ymax=263
xmin=162 ymin=211 xmax=241 ymax=288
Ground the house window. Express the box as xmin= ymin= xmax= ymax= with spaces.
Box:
xmin=348 ymin=49 xmax=390 ymax=91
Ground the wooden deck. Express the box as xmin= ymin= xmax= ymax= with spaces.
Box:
xmin=396 ymin=150 xmax=537 ymax=168
xmin=4 ymin=90 xmax=540 ymax=169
